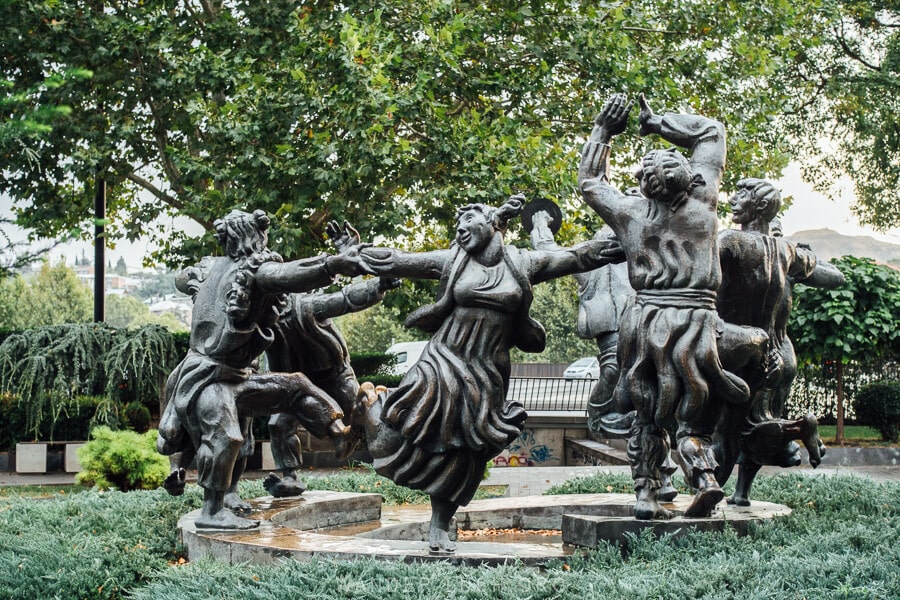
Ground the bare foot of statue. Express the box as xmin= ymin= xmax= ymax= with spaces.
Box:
xmin=428 ymin=526 xmax=457 ymax=554
xmin=194 ymin=508 xmax=260 ymax=530
xmin=263 ymin=472 xmax=307 ymax=497
xmin=658 ymin=478 xmax=678 ymax=503
xmin=163 ymin=468 xmax=186 ymax=496
xmin=685 ymin=473 xmax=725 ymax=517
xmin=634 ymin=482 xmax=673 ymax=520
xmin=224 ymin=492 xmax=252 ymax=515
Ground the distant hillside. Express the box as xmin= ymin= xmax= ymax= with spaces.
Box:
xmin=784 ymin=228 xmax=900 ymax=264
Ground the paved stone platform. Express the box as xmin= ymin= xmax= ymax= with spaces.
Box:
xmin=179 ymin=490 xmax=791 ymax=566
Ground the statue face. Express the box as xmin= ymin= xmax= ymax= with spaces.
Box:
xmin=729 ymin=188 xmax=755 ymax=225
xmin=456 ymin=209 xmax=493 ymax=254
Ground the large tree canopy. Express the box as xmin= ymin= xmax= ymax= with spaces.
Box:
xmin=2 ymin=0 xmax=838 ymax=266
xmin=789 ymin=0 xmax=900 ymax=231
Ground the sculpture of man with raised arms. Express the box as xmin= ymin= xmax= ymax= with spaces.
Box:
xmin=579 ymin=93 xmax=751 ymax=520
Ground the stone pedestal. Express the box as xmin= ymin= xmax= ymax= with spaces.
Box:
xmin=64 ymin=443 xmax=86 ymax=473
xmin=15 ymin=443 xmax=47 ymax=473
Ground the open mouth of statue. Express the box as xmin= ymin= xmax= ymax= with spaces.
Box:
xmin=458 ymin=232 xmax=471 ymax=245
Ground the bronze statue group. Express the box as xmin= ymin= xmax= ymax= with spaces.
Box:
xmin=157 ymin=93 xmax=844 ymax=553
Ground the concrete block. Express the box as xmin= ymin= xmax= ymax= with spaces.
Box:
xmin=64 ymin=443 xmax=86 ymax=473
xmin=15 ymin=443 xmax=47 ymax=473
xmin=261 ymin=442 xmax=276 ymax=471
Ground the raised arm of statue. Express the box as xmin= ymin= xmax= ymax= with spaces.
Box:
xmin=579 ymin=94 xmax=639 ymax=227
xmin=638 ymin=94 xmax=725 ymax=208
xmin=529 ymin=210 xmax=561 ymax=252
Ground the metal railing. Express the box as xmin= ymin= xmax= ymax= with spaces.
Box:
xmin=507 ymin=377 xmax=595 ymax=412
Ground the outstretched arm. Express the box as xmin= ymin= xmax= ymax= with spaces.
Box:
xmin=359 ymin=246 xmax=452 ymax=280
xmin=527 ymin=238 xmax=625 ymax=285
xmin=307 ymin=277 xmax=401 ymax=320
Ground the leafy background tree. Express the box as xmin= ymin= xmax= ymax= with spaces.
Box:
xmin=788 ymin=255 xmax=900 ymax=443
xmin=1 ymin=0 xmax=833 ymax=268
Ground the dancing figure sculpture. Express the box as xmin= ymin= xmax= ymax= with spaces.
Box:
xmin=579 ymin=94 xmax=752 ymax=520
xmin=714 ymin=179 xmax=844 ymax=505
xmin=354 ymin=194 xmax=624 ymax=552
xmin=157 ymin=209 xmax=373 ymax=529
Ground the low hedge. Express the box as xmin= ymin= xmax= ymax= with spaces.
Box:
xmin=854 ymin=380 xmax=900 ymax=442
xmin=0 ymin=394 xmax=110 ymax=450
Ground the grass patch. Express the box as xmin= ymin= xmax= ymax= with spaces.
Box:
xmin=1 ymin=471 xmax=897 ymax=599
xmin=818 ymin=425 xmax=893 ymax=446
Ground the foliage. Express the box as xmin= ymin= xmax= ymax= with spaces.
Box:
xmin=786 ymin=358 xmax=900 ymax=423
xmin=103 ymin=324 xmax=179 ymax=409
xmin=349 ymin=352 xmax=397 ymax=377
xmin=0 ymin=393 xmax=105 ymax=450
xmin=122 ymin=401 xmax=152 ymax=434
xmin=337 ymin=301 xmax=422 ymax=355
xmin=0 ymin=261 xmax=93 ymax=330
xmin=0 ymin=323 xmax=180 ymax=439
xmin=0 ymin=472 xmax=896 ymax=599
xmin=105 ymin=293 xmax=187 ymax=333
xmin=75 ymin=427 xmax=170 ymax=492
xmin=790 ymin=256 xmax=900 ymax=362
xmin=786 ymin=0 xmax=900 ymax=230
xmin=138 ymin=475 xmax=897 ymax=600
xmin=0 ymin=485 xmax=199 ymax=599
xmin=854 ymin=380 xmax=900 ymax=442
xmin=512 ymin=276 xmax=598 ymax=363
xmin=1 ymin=0 xmax=837 ymax=267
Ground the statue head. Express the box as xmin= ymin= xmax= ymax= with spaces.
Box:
xmin=636 ymin=148 xmax=699 ymax=209
xmin=730 ymin=178 xmax=781 ymax=226
xmin=214 ymin=209 xmax=271 ymax=259
xmin=455 ymin=196 xmax=523 ymax=254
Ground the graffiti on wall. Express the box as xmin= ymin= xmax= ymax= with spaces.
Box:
xmin=492 ymin=428 xmax=559 ymax=467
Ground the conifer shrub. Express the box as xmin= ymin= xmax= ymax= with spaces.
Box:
xmin=854 ymin=380 xmax=900 ymax=442
xmin=76 ymin=427 xmax=169 ymax=491
xmin=122 ymin=401 xmax=152 ymax=433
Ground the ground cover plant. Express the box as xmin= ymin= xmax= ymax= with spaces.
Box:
xmin=0 ymin=470 xmax=897 ymax=599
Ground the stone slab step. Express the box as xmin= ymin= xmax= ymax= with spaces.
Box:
xmin=565 ymin=438 xmax=630 ymax=466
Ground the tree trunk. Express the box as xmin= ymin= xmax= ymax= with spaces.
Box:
xmin=835 ymin=361 xmax=845 ymax=445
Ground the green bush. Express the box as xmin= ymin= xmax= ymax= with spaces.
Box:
xmin=854 ymin=380 xmax=900 ymax=442
xmin=122 ymin=401 xmax=152 ymax=433
xmin=349 ymin=352 xmax=396 ymax=376
xmin=76 ymin=427 xmax=170 ymax=491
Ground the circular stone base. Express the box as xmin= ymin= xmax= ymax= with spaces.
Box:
xmin=178 ymin=491 xmax=791 ymax=566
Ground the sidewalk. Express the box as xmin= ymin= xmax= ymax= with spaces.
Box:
xmin=483 ymin=464 xmax=900 ymax=497
xmin=2 ymin=464 xmax=899 ymax=494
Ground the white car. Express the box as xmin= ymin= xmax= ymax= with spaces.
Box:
xmin=385 ymin=341 xmax=428 ymax=376
xmin=563 ymin=357 xmax=600 ymax=380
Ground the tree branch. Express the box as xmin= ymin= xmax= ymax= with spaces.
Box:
xmin=837 ymin=23 xmax=881 ymax=72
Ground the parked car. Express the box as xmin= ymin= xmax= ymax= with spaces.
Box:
xmin=563 ymin=357 xmax=600 ymax=380
xmin=385 ymin=341 xmax=428 ymax=375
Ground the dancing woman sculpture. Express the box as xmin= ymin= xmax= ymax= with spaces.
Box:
xmin=355 ymin=195 xmax=624 ymax=552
